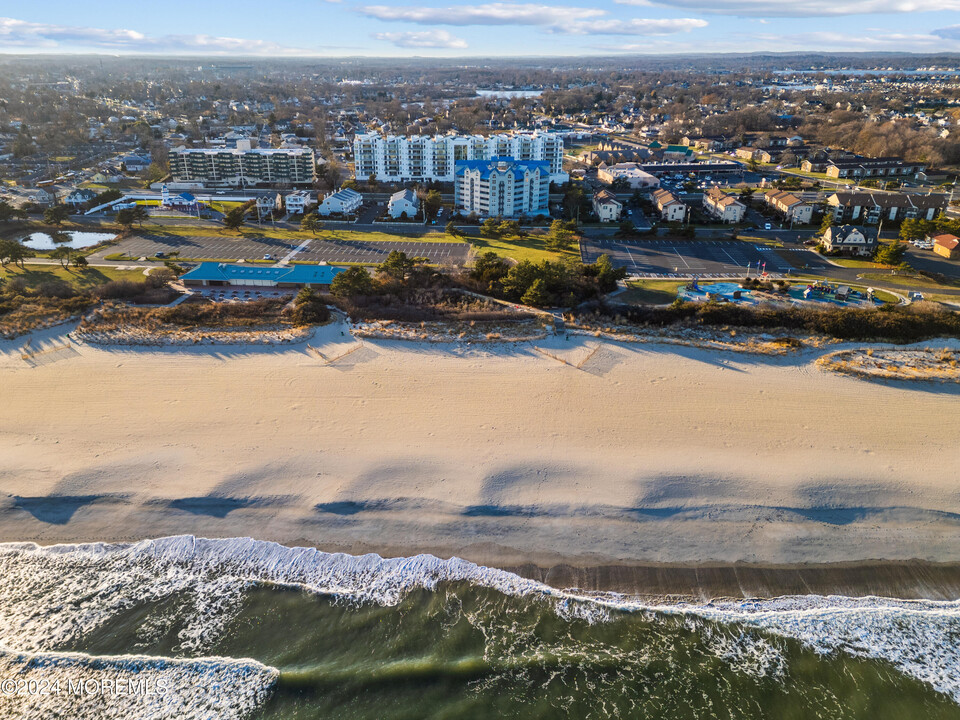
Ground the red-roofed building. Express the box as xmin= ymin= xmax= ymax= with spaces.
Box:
xmin=932 ymin=234 xmax=960 ymax=260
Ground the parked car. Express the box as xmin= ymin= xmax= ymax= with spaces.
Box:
xmin=263 ymin=254 xmax=273 ymax=261
xmin=764 ymin=223 xmax=772 ymax=230
xmin=154 ymin=251 xmax=165 ymax=258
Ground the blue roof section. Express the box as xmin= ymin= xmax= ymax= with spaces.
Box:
xmin=454 ymin=156 xmax=550 ymax=178
xmin=181 ymin=262 xmax=347 ymax=285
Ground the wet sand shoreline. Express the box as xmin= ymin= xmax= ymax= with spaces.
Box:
xmin=3 ymin=323 xmax=960 ymax=601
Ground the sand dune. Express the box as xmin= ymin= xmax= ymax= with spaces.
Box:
xmin=2 ymin=322 xmax=960 ymax=577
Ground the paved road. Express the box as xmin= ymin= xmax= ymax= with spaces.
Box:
xmin=581 ymin=238 xmax=829 ymax=278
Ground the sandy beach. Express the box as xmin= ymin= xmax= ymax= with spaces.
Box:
xmin=2 ymin=321 xmax=960 ymax=597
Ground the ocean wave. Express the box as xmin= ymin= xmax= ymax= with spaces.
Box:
xmin=0 ymin=648 xmax=277 ymax=720
xmin=2 ymin=536 xmax=960 ymax=705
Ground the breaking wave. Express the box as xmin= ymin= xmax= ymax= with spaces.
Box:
xmin=1 ymin=535 xmax=959 ymax=716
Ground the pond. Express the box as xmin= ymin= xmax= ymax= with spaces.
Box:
xmin=20 ymin=231 xmax=117 ymax=250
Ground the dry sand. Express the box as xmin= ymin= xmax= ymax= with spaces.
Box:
xmin=2 ymin=321 xmax=960 ymax=596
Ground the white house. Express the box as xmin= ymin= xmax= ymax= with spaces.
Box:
xmin=63 ymin=189 xmax=97 ymax=208
xmin=282 ymin=190 xmax=313 ymax=216
xmin=255 ymin=195 xmax=276 ymax=215
xmin=592 ymin=189 xmax=622 ymax=222
xmin=318 ymin=187 xmax=362 ymax=217
xmin=387 ymin=189 xmax=420 ymax=219
xmin=822 ymin=225 xmax=877 ymax=256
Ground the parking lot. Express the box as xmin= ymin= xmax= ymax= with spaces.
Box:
xmin=581 ymin=238 xmax=830 ymax=277
xmin=297 ymin=239 xmax=469 ymax=265
xmin=101 ymin=234 xmax=471 ymax=266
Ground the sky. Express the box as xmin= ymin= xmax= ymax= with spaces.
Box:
xmin=0 ymin=0 xmax=958 ymax=57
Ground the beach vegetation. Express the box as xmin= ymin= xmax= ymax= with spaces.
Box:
xmin=575 ymin=299 xmax=960 ymax=344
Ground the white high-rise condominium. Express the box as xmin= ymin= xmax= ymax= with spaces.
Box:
xmin=353 ymin=131 xmax=567 ymax=184
xmin=454 ymin=158 xmax=551 ymax=219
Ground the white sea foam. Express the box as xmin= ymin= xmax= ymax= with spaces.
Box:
xmin=0 ymin=648 xmax=277 ymax=720
xmin=2 ymin=536 xmax=960 ymax=705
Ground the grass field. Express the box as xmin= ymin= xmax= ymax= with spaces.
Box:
xmin=826 ymin=257 xmax=893 ymax=269
xmin=858 ymin=272 xmax=960 ymax=290
xmin=469 ymin=233 xmax=579 ymax=264
xmin=1 ymin=263 xmax=147 ymax=290
xmin=617 ymin=280 xmax=685 ymax=305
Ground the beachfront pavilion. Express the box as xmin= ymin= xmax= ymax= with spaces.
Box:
xmin=181 ymin=262 xmax=346 ymax=290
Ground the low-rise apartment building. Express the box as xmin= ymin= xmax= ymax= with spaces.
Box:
xmin=592 ymin=189 xmax=622 ymax=222
xmin=823 ymin=157 xmax=925 ymax=179
xmin=702 ymin=188 xmax=746 ymax=224
xmin=827 ymin=191 xmax=947 ymax=223
xmin=764 ymin=190 xmax=813 ymax=224
xmin=651 ymin=188 xmax=687 ymax=222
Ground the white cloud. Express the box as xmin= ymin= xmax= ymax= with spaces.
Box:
xmin=374 ymin=29 xmax=468 ymax=48
xmin=0 ymin=16 xmax=311 ymax=54
xmin=615 ymin=0 xmax=960 ymax=15
xmin=359 ymin=3 xmax=605 ymax=26
xmin=933 ymin=25 xmax=960 ymax=39
xmin=559 ymin=18 xmax=707 ymax=35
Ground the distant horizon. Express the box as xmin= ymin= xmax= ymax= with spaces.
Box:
xmin=1 ymin=50 xmax=960 ymax=62
xmin=2 ymin=2 xmax=960 ymax=58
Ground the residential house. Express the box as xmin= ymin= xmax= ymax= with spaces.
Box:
xmin=27 ymin=188 xmax=55 ymax=206
xmin=90 ymin=171 xmax=120 ymax=184
xmin=932 ymin=234 xmax=960 ymax=260
xmin=387 ymin=189 xmax=420 ymax=219
xmin=764 ymin=190 xmax=813 ymax=225
xmin=255 ymin=195 xmax=276 ymax=216
xmin=702 ymin=188 xmax=746 ymax=224
xmin=63 ymin=188 xmax=97 ymax=208
xmin=651 ymin=188 xmax=687 ymax=222
xmin=282 ymin=190 xmax=314 ymax=216
xmin=822 ymin=225 xmax=877 ymax=256
xmin=318 ymin=187 xmax=362 ymax=216
xmin=118 ymin=154 xmax=152 ymax=172
xmin=592 ymin=189 xmax=622 ymax=222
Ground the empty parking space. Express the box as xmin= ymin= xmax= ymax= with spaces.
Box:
xmin=581 ymin=238 xmax=829 ymax=277
xmin=297 ymin=240 xmax=469 ymax=265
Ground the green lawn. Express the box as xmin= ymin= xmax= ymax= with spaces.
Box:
xmin=826 ymin=258 xmax=891 ymax=269
xmin=469 ymin=233 xmax=579 ymax=264
xmin=1 ymin=263 xmax=147 ymax=290
xmin=858 ymin=272 xmax=960 ymax=290
xmin=618 ymin=280 xmax=684 ymax=305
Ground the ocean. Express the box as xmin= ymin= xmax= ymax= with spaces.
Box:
xmin=1 ymin=536 xmax=959 ymax=719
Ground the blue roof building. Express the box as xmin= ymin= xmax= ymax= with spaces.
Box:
xmin=454 ymin=157 xmax=550 ymax=218
xmin=181 ymin=262 xmax=347 ymax=288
